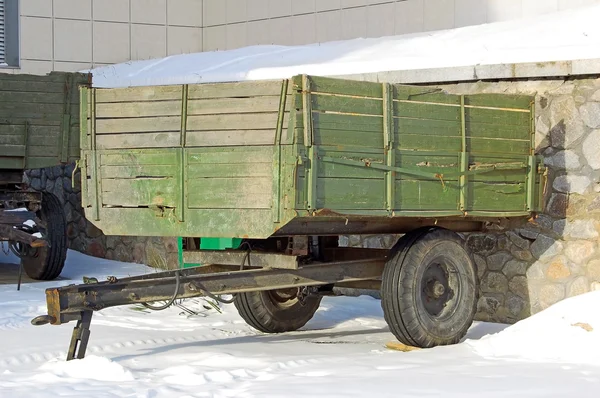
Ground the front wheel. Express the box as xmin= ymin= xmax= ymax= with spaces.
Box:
xmin=234 ymin=288 xmax=322 ymax=333
xmin=381 ymin=227 xmax=478 ymax=348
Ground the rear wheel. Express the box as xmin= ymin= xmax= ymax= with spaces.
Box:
xmin=234 ymin=288 xmax=322 ymax=333
xmin=21 ymin=192 xmax=67 ymax=280
xmin=381 ymin=227 xmax=478 ymax=348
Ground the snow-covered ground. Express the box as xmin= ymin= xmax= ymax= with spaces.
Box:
xmin=88 ymin=4 xmax=600 ymax=88
xmin=1 ymin=249 xmax=599 ymax=398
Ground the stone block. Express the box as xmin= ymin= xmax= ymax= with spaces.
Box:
xmin=506 ymin=231 xmax=530 ymax=250
xmin=503 ymin=260 xmax=528 ymax=279
xmin=473 ymin=254 xmax=487 ymax=279
xmin=481 ymin=272 xmax=508 ymax=294
xmin=87 ymin=239 xmax=106 ymax=259
xmin=477 ymin=295 xmax=501 ymax=316
xmin=568 ymin=276 xmax=590 ymax=297
xmin=587 ymin=259 xmax=600 ymax=281
xmin=509 ymin=276 xmax=528 ymax=299
xmin=466 ymin=234 xmax=497 ymax=255
xmin=582 ymin=130 xmax=600 ymax=170
xmin=546 ymin=255 xmax=571 ymax=280
xmin=530 ymin=234 xmax=564 ymax=260
xmin=506 ymin=293 xmax=526 ymax=317
xmin=563 ymin=220 xmax=599 ymax=239
xmin=486 ymin=251 xmax=513 ymax=271
xmin=539 ymin=284 xmax=565 ymax=309
xmin=549 ymin=96 xmax=585 ymax=149
xmin=579 ymin=102 xmax=600 ymax=128
xmin=552 ymin=175 xmax=591 ymax=194
xmin=565 ymin=240 xmax=596 ymax=263
xmin=544 ymin=150 xmax=581 ymax=170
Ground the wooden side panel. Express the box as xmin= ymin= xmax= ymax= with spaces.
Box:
xmin=0 ymin=72 xmax=88 ymax=170
xmin=186 ymin=146 xmax=274 ymax=209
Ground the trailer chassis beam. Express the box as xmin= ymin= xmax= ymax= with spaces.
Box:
xmin=32 ymin=256 xmax=387 ymax=360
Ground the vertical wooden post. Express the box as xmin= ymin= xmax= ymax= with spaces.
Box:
xmin=272 ymin=79 xmax=289 ymax=223
xmin=90 ymin=88 xmax=101 ymax=221
xmin=526 ymin=100 xmax=536 ymax=212
xmin=178 ymin=84 xmax=189 ymax=222
xmin=383 ymin=83 xmax=395 ymax=215
xmin=459 ymin=95 xmax=468 ymax=212
xmin=302 ymin=75 xmax=317 ymax=213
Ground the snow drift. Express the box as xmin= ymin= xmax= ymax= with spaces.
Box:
xmin=87 ymin=4 xmax=600 ymax=88
xmin=467 ymin=291 xmax=600 ymax=366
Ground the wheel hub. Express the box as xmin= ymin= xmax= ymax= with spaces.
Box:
xmin=421 ymin=262 xmax=453 ymax=317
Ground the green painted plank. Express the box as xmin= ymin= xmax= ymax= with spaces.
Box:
xmin=95 ymin=86 xmax=183 ymax=103
xmin=465 ymin=108 xmax=531 ymax=126
xmin=187 ymin=112 xmax=283 ymax=131
xmin=0 ymin=134 xmax=24 ymax=145
xmin=100 ymin=150 xmax=179 ymax=166
xmin=394 ymin=118 xmax=460 ymax=137
xmin=0 ymin=71 xmax=88 ymax=84
xmin=301 ymin=75 xmax=384 ymax=98
xmin=465 ymin=94 xmax=533 ymax=110
xmin=188 ymin=80 xmax=285 ymax=100
xmin=310 ymin=112 xmax=383 ymax=133
xmin=467 ymin=137 xmax=530 ymax=154
xmin=187 ymin=162 xmax=272 ymax=178
xmin=395 ymin=135 xmax=462 ymax=151
xmin=96 ymin=132 xmax=181 ymax=149
xmin=101 ymin=178 xmax=179 ymax=207
xmin=316 ymin=178 xmax=386 ymax=210
xmin=0 ymin=144 xmax=26 ymax=157
xmin=187 ymin=146 xmax=273 ymax=164
xmin=186 ymin=129 xmax=278 ymax=147
xmin=467 ymin=182 xmax=526 ymax=211
xmin=466 ymin=121 xmax=530 ymax=140
xmin=101 ymin=164 xmax=179 ymax=179
xmin=394 ymin=87 xmax=460 ymax=104
xmin=394 ymin=179 xmax=459 ymax=211
xmin=96 ymin=101 xmax=182 ymax=118
xmin=309 ymin=93 xmax=383 ymax=116
xmin=0 ymin=91 xmax=68 ymax=104
xmin=394 ymin=102 xmax=461 ymax=122
xmin=187 ymin=177 xmax=272 ymax=209
xmin=313 ymin=128 xmax=384 ymax=148
xmin=188 ymin=96 xmax=285 ymax=115
xmin=0 ymin=157 xmax=23 ymax=169
xmin=96 ymin=116 xmax=181 ymax=134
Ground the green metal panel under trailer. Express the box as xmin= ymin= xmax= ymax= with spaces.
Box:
xmin=80 ymin=74 xmax=545 ymax=239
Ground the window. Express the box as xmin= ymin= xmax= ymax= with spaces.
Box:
xmin=0 ymin=0 xmax=19 ymax=68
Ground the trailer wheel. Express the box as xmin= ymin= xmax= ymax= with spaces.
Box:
xmin=21 ymin=192 xmax=67 ymax=280
xmin=234 ymin=289 xmax=322 ymax=333
xmin=381 ymin=227 xmax=478 ymax=348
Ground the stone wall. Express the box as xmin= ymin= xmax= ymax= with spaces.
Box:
xmin=24 ymin=165 xmax=179 ymax=270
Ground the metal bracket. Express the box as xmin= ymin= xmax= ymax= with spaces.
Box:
xmin=66 ymin=311 xmax=93 ymax=361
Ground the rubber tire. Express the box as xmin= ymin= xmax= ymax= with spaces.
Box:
xmin=21 ymin=192 xmax=68 ymax=280
xmin=381 ymin=227 xmax=478 ymax=348
xmin=234 ymin=290 xmax=322 ymax=333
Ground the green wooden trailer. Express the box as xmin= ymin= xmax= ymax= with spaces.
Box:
xmin=34 ymin=74 xmax=547 ymax=359
xmin=0 ymin=72 xmax=90 ymax=281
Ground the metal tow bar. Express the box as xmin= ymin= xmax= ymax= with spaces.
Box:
xmin=31 ymin=257 xmax=387 ymax=361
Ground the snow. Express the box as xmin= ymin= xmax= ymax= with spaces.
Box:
xmin=1 ymin=250 xmax=600 ymax=397
xmin=87 ymin=5 xmax=600 ymax=88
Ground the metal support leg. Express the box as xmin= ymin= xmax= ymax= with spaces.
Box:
xmin=66 ymin=311 xmax=93 ymax=361
xmin=17 ymin=260 xmax=23 ymax=291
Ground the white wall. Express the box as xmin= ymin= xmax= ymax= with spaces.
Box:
xmin=2 ymin=0 xmax=600 ymax=75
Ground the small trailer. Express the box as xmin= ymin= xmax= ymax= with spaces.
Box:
xmin=31 ymin=74 xmax=546 ymax=360
xmin=0 ymin=72 xmax=89 ymax=281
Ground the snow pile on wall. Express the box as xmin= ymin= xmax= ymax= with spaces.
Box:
xmin=466 ymin=291 xmax=600 ymax=366
xmin=87 ymin=5 xmax=600 ymax=88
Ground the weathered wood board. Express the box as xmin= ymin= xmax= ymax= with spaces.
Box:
xmin=81 ymin=75 xmax=545 ymax=239
xmin=0 ymin=72 xmax=90 ymax=170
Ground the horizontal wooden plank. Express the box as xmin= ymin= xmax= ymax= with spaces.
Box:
xmin=0 ymin=134 xmax=24 ymax=145
xmin=187 ymin=162 xmax=272 ymax=178
xmin=100 ymin=150 xmax=179 ymax=166
xmin=0 ymin=124 xmax=26 ymax=135
xmin=27 ymin=146 xmax=60 ymax=157
xmin=0 ymin=144 xmax=26 ymax=157
xmin=302 ymin=75 xmax=384 ymax=99
xmin=394 ymin=87 xmax=460 ymax=104
xmin=465 ymin=94 xmax=533 ymax=111
xmin=467 ymin=121 xmax=530 ymax=140
xmin=395 ymin=179 xmax=459 ymax=211
xmin=187 ymin=112 xmax=284 ymax=131
xmin=96 ymin=116 xmax=181 ymax=134
xmin=311 ymin=112 xmax=383 ymax=133
xmin=394 ymin=101 xmax=461 ymax=122
xmin=96 ymin=101 xmax=182 ymax=118
xmin=0 ymin=157 xmax=24 ymax=169
xmin=309 ymin=93 xmax=383 ymax=116
xmin=313 ymin=128 xmax=384 ymax=148
xmin=466 ymin=108 xmax=531 ymax=126
xmin=101 ymin=164 xmax=179 ymax=179
xmin=188 ymin=80 xmax=286 ymax=100
xmin=0 ymin=91 xmax=69 ymax=105
xmin=187 ymin=146 xmax=273 ymax=164
xmin=96 ymin=132 xmax=180 ymax=149
xmin=0 ymin=71 xmax=88 ymax=84
xmin=468 ymin=182 xmax=526 ymax=211
xmin=0 ymin=102 xmax=66 ymax=118
xmin=316 ymin=178 xmax=385 ymax=210
xmin=467 ymin=137 xmax=530 ymax=154
xmin=95 ymin=86 xmax=183 ymax=103
xmin=102 ymin=178 xmax=179 ymax=207
xmin=395 ymin=118 xmax=459 ymax=137
xmin=188 ymin=96 xmax=285 ymax=115
xmin=186 ymin=129 xmax=277 ymax=147
xmin=395 ymin=134 xmax=462 ymax=152
xmin=187 ymin=177 xmax=272 ymax=209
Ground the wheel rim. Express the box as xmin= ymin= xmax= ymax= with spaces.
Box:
xmin=419 ymin=255 xmax=459 ymax=320
xmin=266 ymin=289 xmax=299 ymax=309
